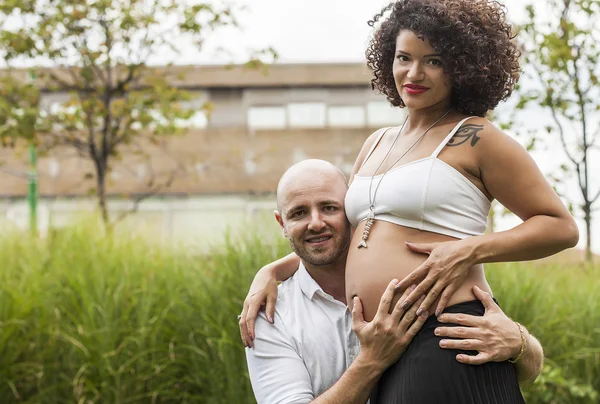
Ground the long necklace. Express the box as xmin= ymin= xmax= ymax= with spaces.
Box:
xmin=357 ymin=109 xmax=452 ymax=249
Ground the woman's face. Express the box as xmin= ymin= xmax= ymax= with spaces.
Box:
xmin=393 ymin=30 xmax=451 ymax=110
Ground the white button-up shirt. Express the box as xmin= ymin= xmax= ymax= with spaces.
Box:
xmin=246 ymin=263 xmax=360 ymax=404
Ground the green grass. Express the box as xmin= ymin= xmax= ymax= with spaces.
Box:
xmin=0 ymin=223 xmax=289 ymax=403
xmin=487 ymin=263 xmax=600 ymax=403
xmin=0 ymin=223 xmax=598 ymax=403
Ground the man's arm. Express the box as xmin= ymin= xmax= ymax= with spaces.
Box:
xmin=512 ymin=327 xmax=544 ymax=384
xmin=435 ymin=285 xmax=544 ymax=384
xmin=247 ymin=311 xmax=380 ymax=404
xmin=310 ymin=353 xmax=388 ymax=404
xmin=245 ymin=311 xmax=316 ymax=404
xmin=246 ymin=280 xmax=427 ymax=404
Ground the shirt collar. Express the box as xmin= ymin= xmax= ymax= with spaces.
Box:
xmin=296 ymin=262 xmax=323 ymax=301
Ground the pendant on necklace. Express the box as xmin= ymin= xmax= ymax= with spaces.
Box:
xmin=357 ymin=210 xmax=375 ymax=249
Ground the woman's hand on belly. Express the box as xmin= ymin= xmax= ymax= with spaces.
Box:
xmin=396 ymin=238 xmax=478 ymax=317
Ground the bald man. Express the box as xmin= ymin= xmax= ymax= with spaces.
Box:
xmin=244 ymin=160 xmax=543 ymax=404
xmin=246 ymin=160 xmax=427 ymax=404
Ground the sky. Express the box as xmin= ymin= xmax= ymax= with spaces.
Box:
xmin=182 ymin=0 xmax=532 ymax=65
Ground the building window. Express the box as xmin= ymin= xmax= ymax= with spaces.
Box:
xmin=176 ymin=111 xmax=208 ymax=129
xmin=48 ymin=158 xmax=60 ymax=178
xmin=328 ymin=106 xmax=366 ymax=128
xmin=287 ymin=102 xmax=326 ymax=128
xmin=247 ymin=106 xmax=287 ymax=130
xmin=367 ymin=101 xmax=406 ymax=126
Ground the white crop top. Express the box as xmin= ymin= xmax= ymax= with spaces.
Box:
xmin=344 ymin=117 xmax=491 ymax=239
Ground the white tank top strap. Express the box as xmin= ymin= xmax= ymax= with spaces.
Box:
xmin=359 ymin=127 xmax=392 ymax=169
xmin=431 ymin=116 xmax=477 ymax=158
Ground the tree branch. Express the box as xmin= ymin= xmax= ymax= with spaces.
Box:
xmin=47 ymin=72 xmax=80 ymax=92
xmin=575 ymin=163 xmax=587 ymax=203
xmin=66 ymin=140 xmax=91 ymax=157
xmin=110 ymin=118 xmax=134 ymax=149
xmin=53 ymin=134 xmax=90 ymax=157
xmin=115 ymin=65 xmax=139 ymax=94
xmin=0 ymin=167 xmax=30 ymax=179
xmin=592 ymin=188 xmax=600 ymax=204
xmin=81 ymin=95 xmax=99 ymax=163
xmin=526 ymin=61 xmax=582 ymax=165
xmin=81 ymin=35 xmax=108 ymax=87
xmin=548 ymin=95 xmax=581 ymax=166
xmin=97 ymin=17 xmax=114 ymax=162
xmin=590 ymin=125 xmax=600 ymax=147
xmin=109 ymin=160 xmax=182 ymax=227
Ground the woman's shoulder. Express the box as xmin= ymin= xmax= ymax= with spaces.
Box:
xmin=365 ymin=126 xmax=392 ymax=145
xmin=460 ymin=116 xmax=529 ymax=162
xmin=456 ymin=116 xmax=513 ymax=146
xmin=354 ymin=127 xmax=392 ymax=163
xmin=463 ymin=116 xmax=504 ymax=135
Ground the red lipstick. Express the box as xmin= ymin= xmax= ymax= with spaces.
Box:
xmin=404 ymin=84 xmax=429 ymax=95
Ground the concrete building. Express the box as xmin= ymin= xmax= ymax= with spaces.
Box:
xmin=0 ymin=63 xmax=406 ymax=242
xmin=1 ymin=63 xmax=406 ymax=198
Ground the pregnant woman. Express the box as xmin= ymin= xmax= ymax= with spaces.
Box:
xmin=240 ymin=0 xmax=579 ymax=402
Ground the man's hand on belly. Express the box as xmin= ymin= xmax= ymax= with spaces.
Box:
xmin=310 ymin=281 xmax=432 ymax=404
xmin=351 ymin=280 xmax=429 ymax=372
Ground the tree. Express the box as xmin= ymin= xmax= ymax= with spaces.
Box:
xmin=0 ymin=0 xmax=274 ymax=226
xmin=0 ymin=74 xmax=40 ymax=146
xmin=515 ymin=0 xmax=600 ymax=262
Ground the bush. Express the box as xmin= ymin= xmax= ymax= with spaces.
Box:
xmin=0 ymin=223 xmax=288 ymax=403
xmin=487 ymin=262 xmax=600 ymax=403
xmin=523 ymin=361 xmax=598 ymax=404
xmin=0 ymin=223 xmax=598 ymax=403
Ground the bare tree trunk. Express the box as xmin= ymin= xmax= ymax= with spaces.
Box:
xmin=583 ymin=203 xmax=592 ymax=262
xmin=95 ymin=160 xmax=110 ymax=226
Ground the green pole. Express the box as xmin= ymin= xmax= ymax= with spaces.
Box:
xmin=27 ymin=70 xmax=39 ymax=236
xmin=28 ymin=143 xmax=38 ymax=235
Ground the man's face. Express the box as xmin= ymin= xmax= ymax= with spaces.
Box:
xmin=276 ymin=173 xmax=351 ymax=267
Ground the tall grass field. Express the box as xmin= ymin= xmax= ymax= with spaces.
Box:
xmin=0 ymin=224 xmax=598 ymax=403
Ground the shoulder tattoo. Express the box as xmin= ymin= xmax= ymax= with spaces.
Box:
xmin=447 ymin=124 xmax=483 ymax=147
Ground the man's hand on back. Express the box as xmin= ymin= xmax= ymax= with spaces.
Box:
xmin=434 ymin=285 xmax=521 ymax=364
xmin=352 ymin=280 xmax=428 ymax=372
xmin=434 ymin=285 xmax=545 ymax=384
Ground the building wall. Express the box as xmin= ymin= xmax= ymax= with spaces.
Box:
xmin=0 ymin=126 xmax=376 ymax=197
xmin=0 ymin=64 xmax=407 ymax=198
xmin=0 ymin=195 xmax=280 ymax=248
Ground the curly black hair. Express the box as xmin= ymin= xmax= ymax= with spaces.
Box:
xmin=366 ymin=0 xmax=520 ymax=117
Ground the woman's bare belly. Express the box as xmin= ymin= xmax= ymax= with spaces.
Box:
xmin=346 ymin=220 xmax=492 ymax=322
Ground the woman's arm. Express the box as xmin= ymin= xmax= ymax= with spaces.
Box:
xmin=463 ymin=123 xmax=579 ymax=262
xmin=239 ymin=253 xmax=300 ymax=348
xmin=269 ymin=252 xmax=301 ymax=282
xmin=398 ymin=119 xmax=579 ymax=316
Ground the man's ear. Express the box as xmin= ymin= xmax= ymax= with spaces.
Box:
xmin=274 ymin=210 xmax=287 ymax=237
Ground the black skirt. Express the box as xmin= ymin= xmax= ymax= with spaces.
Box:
xmin=370 ymin=299 xmax=525 ymax=404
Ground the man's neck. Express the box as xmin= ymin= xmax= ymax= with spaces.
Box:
xmin=303 ymin=258 xmax=347 ymax=304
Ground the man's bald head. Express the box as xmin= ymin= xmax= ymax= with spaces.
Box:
xmin=277 ymin=159 xmax=347 ymax=213
xmin=274 ymin=159 xmax=351 ymax=268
